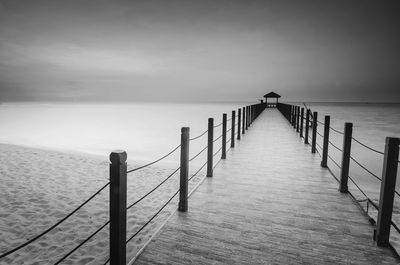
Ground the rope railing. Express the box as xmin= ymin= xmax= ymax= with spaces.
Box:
xmin=327 ymin=154 xmax=342 ymax=169
xmin=55 ymin=220 xmax=109 ymax=265
xmin=0 ymin=182 xmax=110 ymax=260
xmin=350 ymin=156 xmax=381 ymax=182
xmin=127 ymin=144 xmax=181 ymax=173
xmin=127 ymin=167 xmax=180 ymax=211
xmin=189 ymin=161 xmax=208 ymax=181
xmin=317 ymin=131 xmax=324 ymax=138
xmin=213 ymin=134 xmax=223 ymax=143
xmin=352 ymin=137 xmax=384 ymax=155
xmin=329 ymin=140 xmax=343 ymax=152
xmin=189 ymin=129 xmax=208 ymax=141
xmin=347 ymin=174 xmax=372 ymax=203
xmin=126 ymin=189 xmax=180 ymax=245
xmin=189 ymin=145 xmax=208 ymax=162
xmin=329 ymin=126 xmax=344 ymax=135
xmin=214 ymin=121 xmax=223 ymax=128
xmin=213 ymin=146 xmax=223 ymax=157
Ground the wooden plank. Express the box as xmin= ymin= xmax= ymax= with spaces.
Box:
xmin=134 ymin=109 xmax=399 ymax=265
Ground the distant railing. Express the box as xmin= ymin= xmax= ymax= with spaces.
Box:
xmin=277 ymin=102 xmax=400 ymax=254
xmin=0 ymin=102 xmax=267 ymax=265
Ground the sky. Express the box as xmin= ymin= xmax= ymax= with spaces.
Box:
xmin=0 ymin=0 xmax=400 ymax=103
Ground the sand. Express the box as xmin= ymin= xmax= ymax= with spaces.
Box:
xmin=0 ymin=144 xmax=207 ymax=265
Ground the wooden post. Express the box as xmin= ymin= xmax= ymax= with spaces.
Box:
xmin=231 ymin=110 xmax=235 ymax=148
xmin=237 ymin=108 xmax=241 ymax=140
xmin=293 ymin=106 xmax=297 ymax=128
xmin=109 ymin=151 xmax=127 ymax=265
xmin=375 ymin=137 xmax=400 ymax=247
xmin=321 ymin=115 xmax=330 ymax=168
xmin=305 ymin=109 xmax=310 ymax=144
xmin=339 ymin=122 xmax=352 ymax=193
xmin=179 ymin=127 xmax=189 ymax=212
xmin=290 ymin=105 xmax=293 ymax=126
xmin=207 ymin=118 xmax=214 ymax=177
xmin=300 ymin=107 xmax=304 ymax=138
xmin=222 ymin=113 xmax=227 ymax=159
xmin=296 ymin=106 xmax=300 ymax=132
xmin=311 ymin=112 xmax=318 ymax=153
xmin=242 ymin=107 xmax=245 ymax=134
xmin=248 ymin=106 xmax=251 ymax=127
xmin=245 ymin=106 xmax=249 ymax=130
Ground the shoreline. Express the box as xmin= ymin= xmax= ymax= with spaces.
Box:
xmin=0 ymin=143 xmax=206 ymax=264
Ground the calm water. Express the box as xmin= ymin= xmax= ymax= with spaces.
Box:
xmin=0 ymin=102 xmax=398 ymax=196
xmin=0 ymin=102 xmax=247 ymax=166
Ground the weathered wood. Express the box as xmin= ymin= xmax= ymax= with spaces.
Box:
xmin=296 ymin=106 xmax=300 ymax=132
xmin=321 ymin=116 xmax=330 ymax=168
xmin=339 ymin=122 xmax=352 ymax=193
xmin=290 ymin=105 xmax=294 ymax=126
xmin=300 ymin=107 xmax=304 ymax=138
xmin=222 ymin=113 xmax=227 ymax=159
xmin=246 ymin=106 xmax=249 ymax=130
xmin=242 ymin=107 xmax=245 ymax=134
xmin=109 ymin=151 xmax=127 ymax=265
xmin=311 ymin=111 xmax=318 ymax=153
xmin=305 ymin=109 xmax=310 ymax=144
xmin=179 ymin=127 xmax=189 ymax=212
xmin=237 ymin=108 xmax=241 ymax=140
xmin=134 ymin=110 xmax=399 ymax=265
xmin=206 ymin=118 xmax=213 ymax=177
xmin=231 ymin=110 xmax=235 ymax=148
xmin=375 ymin=137 xmax=400 ymax=247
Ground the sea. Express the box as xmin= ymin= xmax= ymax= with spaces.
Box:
xmin=0 ymin=101 xmax=399 ymax=232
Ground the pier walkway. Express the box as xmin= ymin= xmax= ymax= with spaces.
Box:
xmin=134 ymin=109 xmax=398 ymax=265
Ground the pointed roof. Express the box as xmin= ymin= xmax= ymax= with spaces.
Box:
xmin=263 ymin=92 xmax=281 ymax=98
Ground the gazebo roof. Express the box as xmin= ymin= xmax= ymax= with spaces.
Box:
xmin=263 ymin=92 xmax=281 ymax=98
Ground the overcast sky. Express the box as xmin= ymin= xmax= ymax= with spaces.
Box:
xmin=0 ymin=0 xmax=399 ymax=102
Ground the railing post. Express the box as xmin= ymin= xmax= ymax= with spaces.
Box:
xmin=296 ymin=106 xmax=300 ymax=132
xmin=179 ymin=127 xmax=189 ymax=212
xmin=231 ymin=110 xmax=235 ymax=148
xmin=300 ymin=107 xmax=304 ymax=138
xmin=248 ymin=106 xmax=251 ymax=127
xmin=311 ymin=112 xmax=318 ymax=153
xmin=242 ymin=107 xmax=245 ymax=134
xmin=305 ymin=109 xmax=310 ymax=144
xmin=245 ymin=106 xmax=249 ymax=130
xmin=321 ymin=115 xmax=330 ymax=168
xmin=222 ymin=113 xmax=227 ymax=159
xmin=293 ymin=106 xmax=297 ymax=128
xmin=375 ymin=137 xmax=400 ymax=247
xmin=237 ymin=108 xmax=241 ymax=140
xmin=109 ymin=151 xmax=127 ymax=265
xmin=339 ymin=122 xmax=353 ymax=193
xmin=290 ymin=105 xmax=293 ymax=126
xmin=207 ymin=118 xmax=214 ymax=177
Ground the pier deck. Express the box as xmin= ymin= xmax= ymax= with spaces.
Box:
xmin=134 ymin=109 xmax=398 ymax=265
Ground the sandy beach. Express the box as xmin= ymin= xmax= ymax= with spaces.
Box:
xmin=0 ymin=143 xmax=207 ymax=265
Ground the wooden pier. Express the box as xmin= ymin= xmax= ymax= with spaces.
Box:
xmin=133 ymin=109 xmax=399 ymax=265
